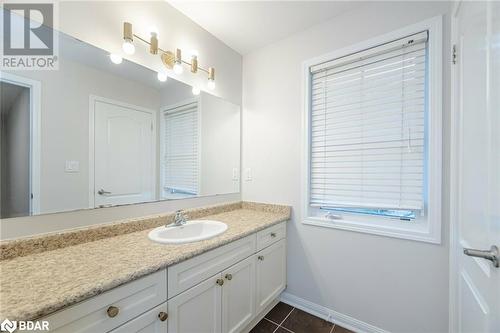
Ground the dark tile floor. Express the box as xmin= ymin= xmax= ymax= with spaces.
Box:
xmin=250 ymin=302 xmax=355 ymax=333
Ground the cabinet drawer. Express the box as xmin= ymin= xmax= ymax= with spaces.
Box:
xmin=256 ymin=222 xmax=286 ymax=251
xmin=110 ymin=302 xmax=168 ymax=333
xmin=168 ymin=235 xmax=256 ymax=298
xmin=44 ymin=269 xmax=167 ymax=333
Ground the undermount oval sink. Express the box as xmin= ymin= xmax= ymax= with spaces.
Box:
xmin=148 ymin=220 xmax=228 ymax=244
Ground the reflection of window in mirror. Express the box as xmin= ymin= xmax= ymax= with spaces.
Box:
xmin=161 ymin=100 xmax=200 ymax=200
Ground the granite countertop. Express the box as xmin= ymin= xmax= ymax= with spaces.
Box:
xmin=0 ymin=202 xmax=290 ymax=322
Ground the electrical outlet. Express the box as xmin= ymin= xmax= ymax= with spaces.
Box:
xmin=232 ymin=167 xmax=239 ymax=181
xmin=245 ymin=168 xmax=252 ymax=181
xmin=65 ymin=160 xmax=80 ymax=173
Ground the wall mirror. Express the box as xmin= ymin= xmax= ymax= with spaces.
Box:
xmin=0 ymin=27 xmax=240 ymax=219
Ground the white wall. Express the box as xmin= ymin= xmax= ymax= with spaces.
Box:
xmin=241 ymin=2 xmax=451 ymax=332
xmin=58 ymin=1 xmax=242 ymax=105
xmin=199 ymin=93 xmax=240 ymax=195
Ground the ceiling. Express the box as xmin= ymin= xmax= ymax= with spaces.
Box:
xmin=168 ymin=1 xmax=363 ymax=55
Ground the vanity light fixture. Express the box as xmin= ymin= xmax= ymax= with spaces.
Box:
xmin=207 ymin=67 xmax=215 ymax=90
xmin=192 ymin=86 xmax=201 ymax=95
xmin=173 ymin=48 xmax=184 ymax=74
xmin=122 ymin=22 xmax=135 ymax=55
xmin=122 ymin=22 xmax=216 ymax=89
xmin=157 ymin=71 xmax=168 ymax=82
xmin=109 ymin=53 xmax=123 ymax=64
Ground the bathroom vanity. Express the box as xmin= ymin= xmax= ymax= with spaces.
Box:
xmin=0 ymin=202 xmax=289 ymax=333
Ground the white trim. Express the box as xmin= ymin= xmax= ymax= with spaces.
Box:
xmin=280 ymin=292 xmax=389 ymax=333
xmin=88 ymin=95 xmax=157 ymax=208
xmin=449 ymin=2 xmax=462 ymax=332
xmin=159 ymin=97 xmax=201 ymax=199
xmin=301 ymin=16 xmax=443 ymax=244
xmin=0 ymin=72 xmax=41 ymax=215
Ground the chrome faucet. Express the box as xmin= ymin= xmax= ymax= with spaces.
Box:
xmin=168 ymin=209 xmax=188 ymax=227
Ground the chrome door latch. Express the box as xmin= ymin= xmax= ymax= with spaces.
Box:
xmin=464 ymin=245 xmax=499 ymax=267
xmin=97 ymin=189 xmax=111 ymax=195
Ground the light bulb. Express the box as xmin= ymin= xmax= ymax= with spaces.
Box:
xmin=192 ymin=86 xmax=200 ymax=95
xmin=207 ymin=79 xmax=215 ymax=90
xmin=122 ymin=40 xmax=135 ymax=55
xmin=173 ymin=62 xmax=183 ymax=74
xmin=157 ymin=71 xmax=168 ymax=82
xmin=109 ymin=54 xmax=123 ymax=64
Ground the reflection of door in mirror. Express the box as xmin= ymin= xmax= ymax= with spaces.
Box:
xmin=91 ymin=97 xmax=156 ymax=208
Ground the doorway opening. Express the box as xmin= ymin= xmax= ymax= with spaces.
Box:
xmin=0 ymin=73 xmax=41 ymax=218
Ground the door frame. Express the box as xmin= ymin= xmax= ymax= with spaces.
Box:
xmin=88 ymin=95 xmax=157 ymax=208
xmin=0 ymin=72 xmax=41 ymax=215
xmin=449 ymin=1 xmax=461 ymax=332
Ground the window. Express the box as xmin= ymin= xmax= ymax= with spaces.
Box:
xmin=303 ymin=18 xmax=442 ymax=243
xmin=161 ymin=101 xmax=199 ymax=199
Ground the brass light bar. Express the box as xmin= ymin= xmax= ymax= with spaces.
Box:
xmin=122 ymin=22 xmax=216 ymax=86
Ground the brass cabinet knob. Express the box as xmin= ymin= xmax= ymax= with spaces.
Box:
xmin=225 ymin=273 xmax=232 ymax=280
xmin=216 ymin=278 xmax=224 ymax=286
xmin=258 ymin=255 xmax=264 ymax=261
xmin=158 ymin=312 xmax=168 ymax=322
xmin=270 ymin=232 xmax=276 ymax=238
xmin=107 ymin=306 xmax=119 ymax=318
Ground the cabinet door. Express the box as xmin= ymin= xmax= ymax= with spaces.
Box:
xmin=110 ymin=303 xmax=168 ymax=333
xmin=168 ymin=273 xmax=222 ymax=333
xmin=222 ymin=256 xmax=256 ymax=333
xmin=255 ymin=239 xmax=286 ymax=314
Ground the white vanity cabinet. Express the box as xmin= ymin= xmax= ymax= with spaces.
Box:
xmin=167 ymin=256 xmax=258 ymax=333
xmin=221 ymin=256 xmax=256 ymax=333
xmin=42 ymin=222 xmax=287 ymax=333
xmin=167 ymin=224 xmax=286 ymax=333
xmin=168 ymin=274 xmax=222 ymax=333
xmin=255 ymin=239 xmax=287 ymax=314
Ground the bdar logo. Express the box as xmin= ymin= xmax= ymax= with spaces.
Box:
xmin=0 ymin=318 xmax=17 ymax=333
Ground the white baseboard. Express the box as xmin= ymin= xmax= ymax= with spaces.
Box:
xmin=280 ymin=292 xmax=389 ymax=333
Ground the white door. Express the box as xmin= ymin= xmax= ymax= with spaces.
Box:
xmin=255 ymin=239 xmax=287 ymax=314
xmin=110 ymin=303 xmax=168 ymax=333
xmin=168 ymin=274 xmax=222 ymax=333
xmin=93 ymin=99 xmax=155 ymax=207
xmin=222 ymin=256 xmax=255 ymax=333
xmin=453 ymin=1 xmax=500 ymax=332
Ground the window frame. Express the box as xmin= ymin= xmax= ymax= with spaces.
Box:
xmin=301 ymin=16 xmax=443 ymax=244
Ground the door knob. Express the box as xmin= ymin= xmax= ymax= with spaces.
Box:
xmin=98 ymin=189 xmax=111 ymax=195
xmin=225 ymin=273 xmax=232 ymax=280
xmin=216 ymin=278 xmax=224 ymax=286
xmin=258 ymin=255 xmax=264 ymax=261
xmin=464 ymin=245 xmax=499 ymax=267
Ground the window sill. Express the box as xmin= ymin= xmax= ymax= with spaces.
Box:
xmin=302 ymin=216 xmax=441 ymax=244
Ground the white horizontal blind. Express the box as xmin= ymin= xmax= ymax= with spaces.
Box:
xmin=309 ymin=31 xmax=428 ymax=211
xmin=163 ymin=102 xmax=199 ymax=194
